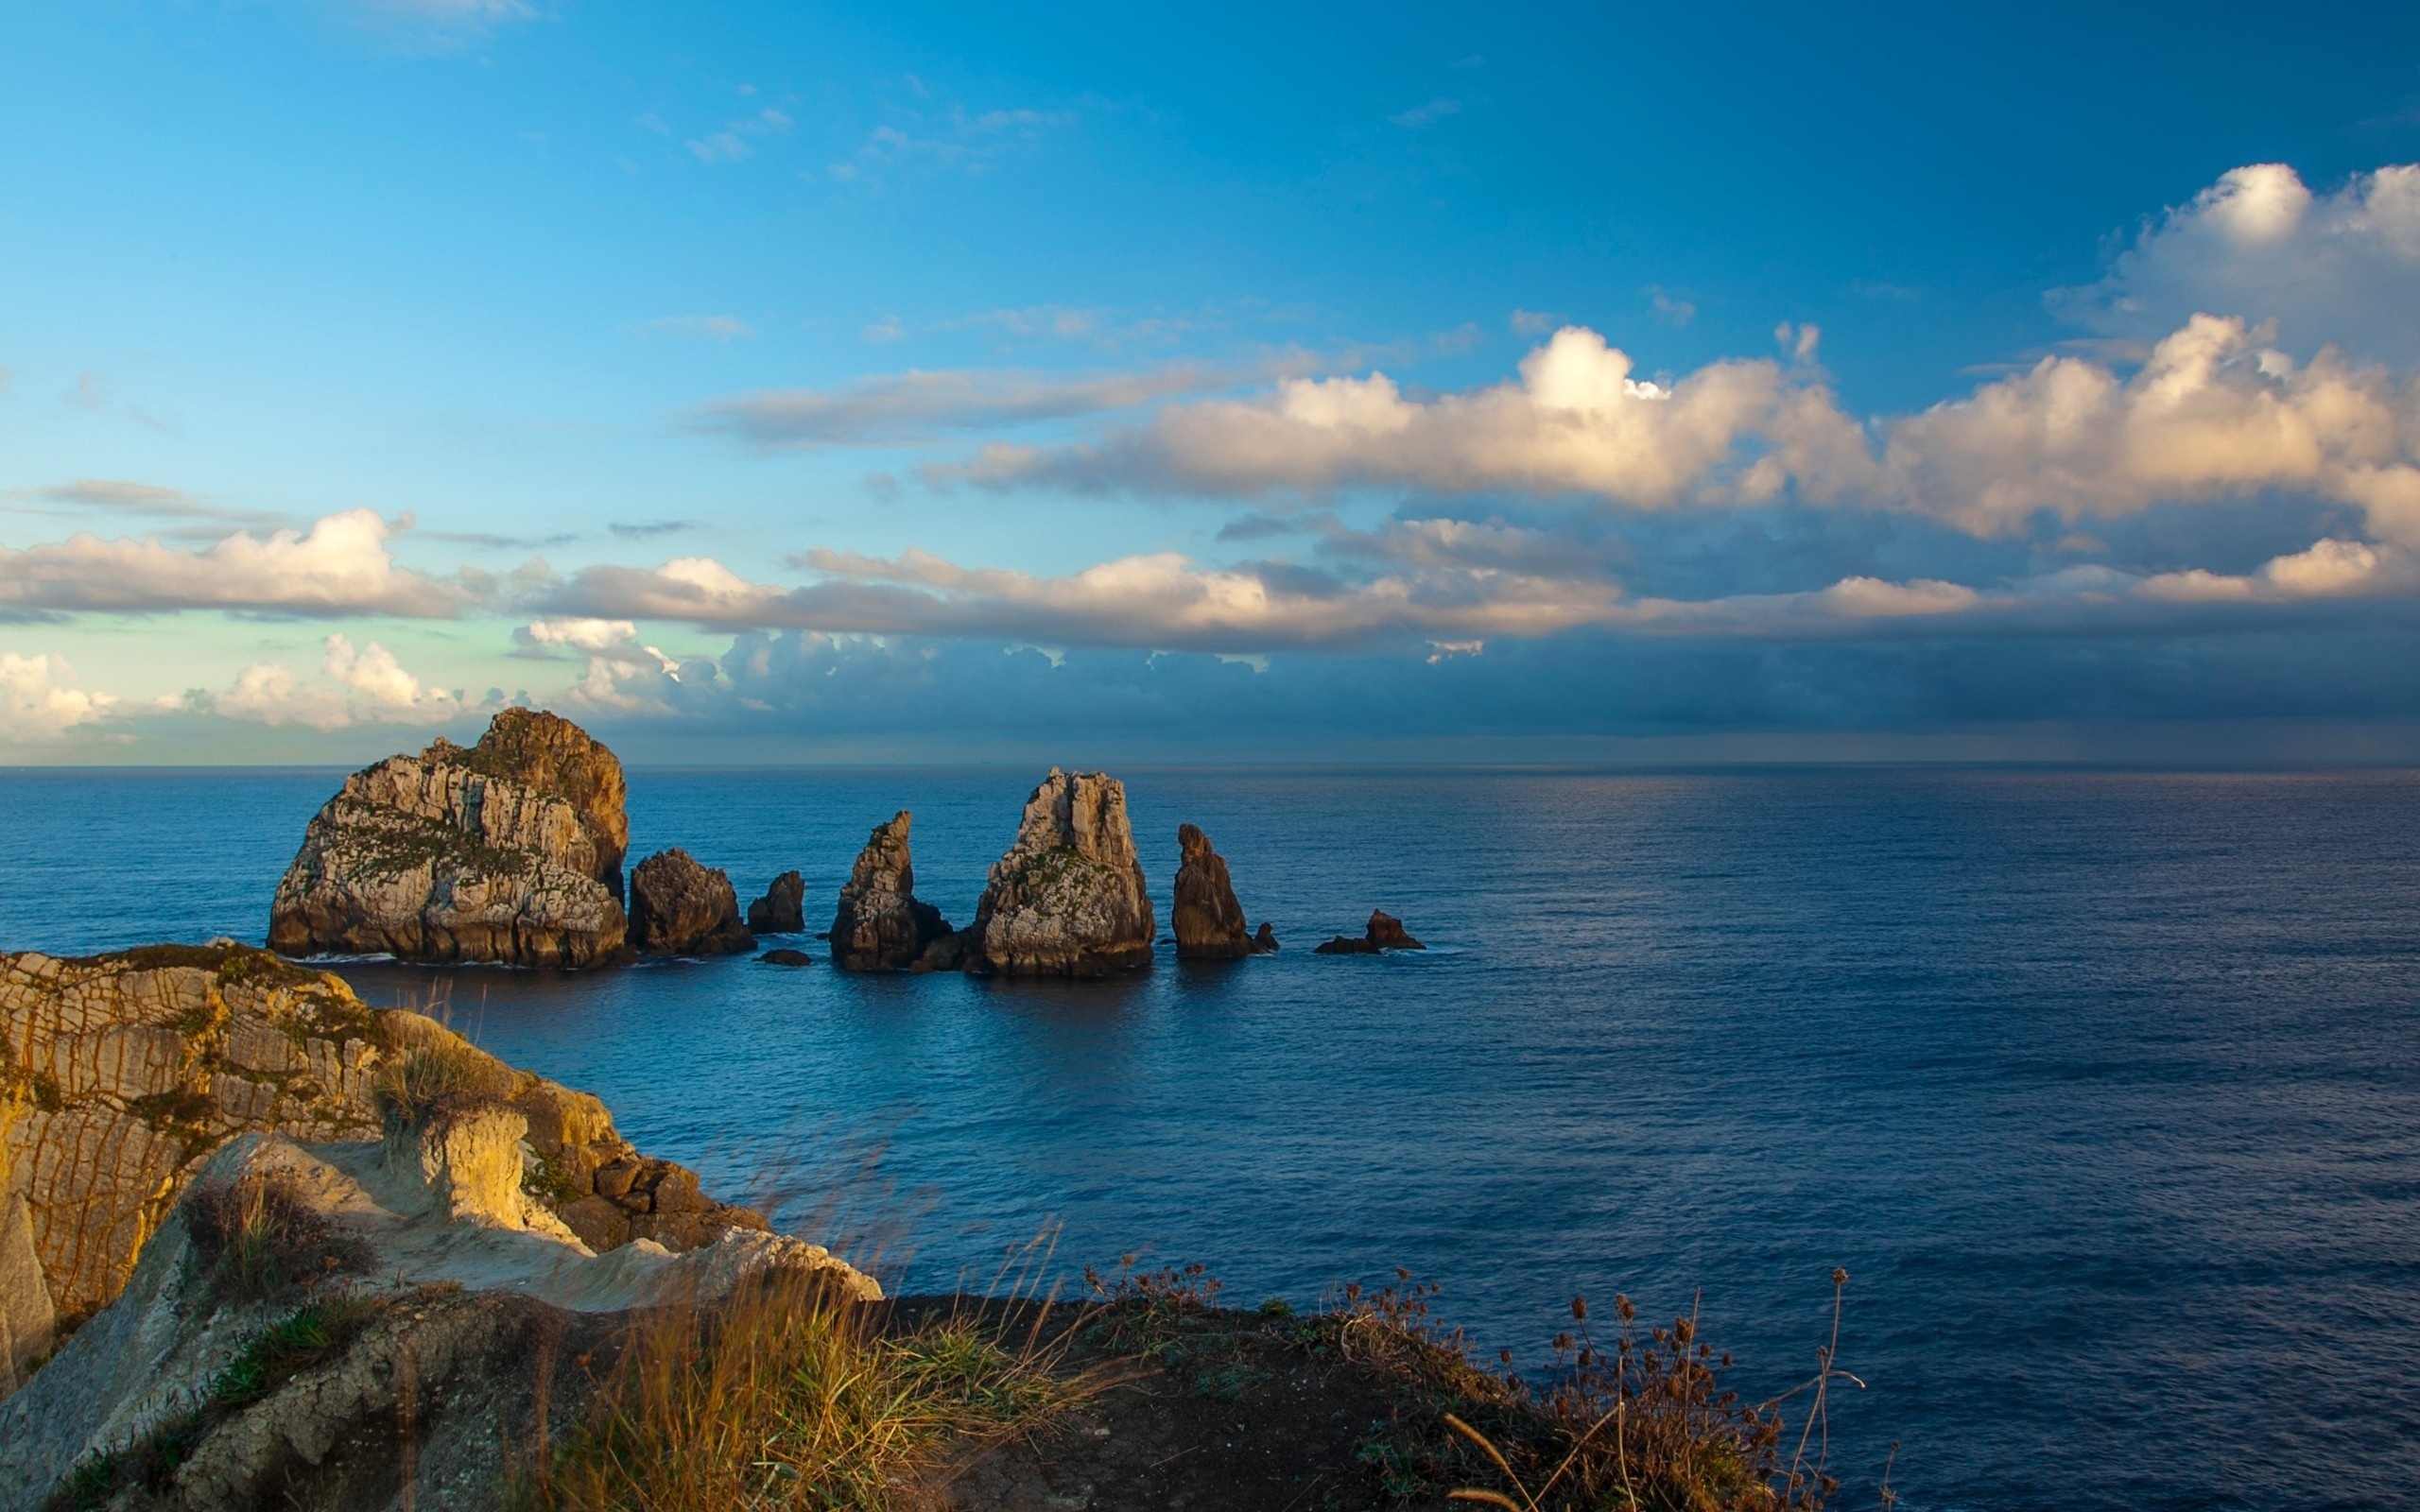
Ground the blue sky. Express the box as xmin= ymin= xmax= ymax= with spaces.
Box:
xmin=6 ymin=0 xmax=2420 ymax=763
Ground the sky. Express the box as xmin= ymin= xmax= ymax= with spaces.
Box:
xmin=6 ymin=0 xmax=2420 ymax=765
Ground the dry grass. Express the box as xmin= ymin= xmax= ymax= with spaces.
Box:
xmin=516 ymin=1264 xmax=1093 ymax=1511
xmin=182 ymin=1173 xmax=375 ymax=1306
xmin=1437 ymin=1271 xmax=1862 ymax=1512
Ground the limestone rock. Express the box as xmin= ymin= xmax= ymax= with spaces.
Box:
xmin=829 ymin=813 xmax=954 ymax=971
xmin=746 ymin=869 xmax=806 ymax=934
xmin=453 ymin=706 xmax=631 ymax=904
xmin=1254 ymin=922 xmax=1281 ymax=953
xmin=0 ymin=943 xmax=786 ymax=1349
xmin=1314 ymin=909 xmax=1426 ymax=954
xmin=1171 ymin=823 xmax=1274 ymax=960
xmin=759 ymin=949 xmax=814 ymax=968
xmin=267 ymin=709 xmax=631 ymax=967
xmin=0 ymin=1130 xmax=874 ymax=1508
xmin=970 ymin=769 xmax=1156 ymax=976
xmin=630 ymin=849 xmax=755 ymax=955
xmin=0 ymin=1191 xmax=53 ymax=1395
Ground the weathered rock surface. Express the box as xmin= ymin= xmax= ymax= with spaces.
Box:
xmin=0 ymin=944 xmax=789 ymax=1392
xmin=970 ymin=770 xmax=1156 ymax=977
xmin=829 ymin=813 xmax=954 ymax=971
xmin=0 ymin=1128 xmax=873 ymax=1509
xmin=267 ymin=710 xmax=631 ymax=967
xmin=629 ymin=849 xmax=755 ymax=956
xmin=1313 ymin=909 xmax=1426 ymax=954
xmin=759 ymin=948 xmax=814 ymax=968
xmin=746 ymin=870 xmax=806 ymax=934
xmin=1171 ymin=823 xmax=1275 ymax=960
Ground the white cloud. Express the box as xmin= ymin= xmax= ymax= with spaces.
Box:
xmin=1509 ymin=309 xmax=1561 ymax=336
xmin=189 ymin=635 xmax=486 ymax=730
xmin=1864 ymin=314 xmax=2420 ymax=540
xmin=0 ymin=509 xmax=483 ymax=618
xmin=692 ymin=362 xmax=1252 ymax=448
xmin=2055 ymin=163 xmax=2420 ymax=362
xmin=0 ymin=653 xmax=117 ymax=739
xmin=516 ymin=616 xmax=639 ymax=652
xmin=2135 ymin=538 xmax=2404 ymax=604
xmin=945 ymin=325 xmax=1807 ymax=507
xmin=944 ymin=310 xmax=2420 ymax=547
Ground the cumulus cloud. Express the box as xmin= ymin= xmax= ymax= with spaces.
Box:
xmin=941 ymin=326 xmax=1810 ymax=506
xmin=0 ymin=509 xmax=484 ymax=618
xmin=1864 ymin=315 xmax=2420 ymax=541
xmin=0 ymin=653 xmax=117 ymax=739
xmin=691 ymin=363 xmax=1250 ymax=448
xmin=938 ymin=308 xmax=2420 ymax=548
xmin=2056 ymin=163 xmax=2420 ymax=363
xmin=187 ymin=634 xmax=489 ymax=730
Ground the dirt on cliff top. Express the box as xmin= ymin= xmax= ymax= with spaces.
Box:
xmin=900 ymin=1284 xmax=1500 ymax=1512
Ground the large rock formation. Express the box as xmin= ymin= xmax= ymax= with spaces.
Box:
xmin=267 ymin=710 xmax=631 ymax=967
xmin=629 ymin=850 xmax=755 ymax=956
xmin=969 ymin=770 xmax=1156 ymax=976
xmin=0 ymin=942 xmax=803 ymax=1396
xmin=0 ymin=1126 xmax=873 ymax=1508
xmin=829 ymin=813 xmax=953 ymax=971
xmin=1314 ymin=909 xmax=1426 ymax=954
xmin=1171 ymin=823 xmax=1275 ymax=961
xmin=746 ymin=870 xmax=806 ymax=935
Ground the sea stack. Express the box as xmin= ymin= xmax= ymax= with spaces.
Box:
xmin=829 ymin=812 xmax=954 ymax=971
xmin=1172 ymin=823 xmax=1274 ymax=960
xmin=746 ymin=870 xmax=806 ymax=934
xmin=969 ymin=769 xmax=1155 ymax=976
xmin=1314 ymin=909 xmax=1426 ymax=954
xmin=267 ymin=709 xmax=631 ymax=967
xmin=629 ymin=849 xmax=756 ymax=956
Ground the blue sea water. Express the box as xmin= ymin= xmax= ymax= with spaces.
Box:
xmin=2 ymin=765 xmax=2417 ymax=1511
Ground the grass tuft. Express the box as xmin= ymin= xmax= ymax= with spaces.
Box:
xmin=182 ymin=1173 xmax=375 ymax=1305
xmin=517 ymin=1265 xmax=1088 ymax=1511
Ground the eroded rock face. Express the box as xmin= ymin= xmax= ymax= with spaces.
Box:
xmin=970 ymin=770 xmax=1156 ymax=976
xmin=829 ymin=813 xmax=953 ymax=971
xmin=746 ymin=870 xmax=806 ymax=934
xmin=0 ymin=944 xmax=772 ymax=1363
xmin=0 ymin=1129 xmax=873 ymax=1508
xmin=1171 ymin=823 xmax=1274 ymax=960
xmin=267 ymin=710 xmax=631 ymax=967
xmin=1314 ymin=909 xmax=1426 ymax=954
xmin=629 ymin=849 xmax=755 ymax=956
xmin=456 ymin=707 xmax=630 ymax=904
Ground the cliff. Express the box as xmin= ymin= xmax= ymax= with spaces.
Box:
xmin=266 ymin=710 xmax=630 ymax=968
xmin=0 ymin=942 xmax=873 ymax=1509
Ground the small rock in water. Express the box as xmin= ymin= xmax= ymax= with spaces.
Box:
xmin=746 ymin=870 xmax=806 ymax=934
xmin=1253 ymin=922 xmax=1280 ymax=954
xmin=1314 ymin=909 xmax=1424 ymax=954
xmin=631 ymin=849 xmax=756 ymax=956
xmin=759 ymin=948 xmax=813 ymax=967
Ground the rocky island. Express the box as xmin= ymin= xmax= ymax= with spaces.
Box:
xmin=629 ymin=848 xmax=755 ymax=956
xmin=266 ymin=710 xmax=631 ymax=968
xmin=967 ymin=769 xmax=1155 ymax=976
xmin=828 ymin=812 xmax=956 ymax=971
xmin=1314 ymin=909 xmax=1426 ymax=954
xmin=1170 ymin=823 xmax=1277 ymax=959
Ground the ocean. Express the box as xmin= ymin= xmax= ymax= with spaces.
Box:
xmin=2 ymin=764 xmax=2416 ymax=1511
